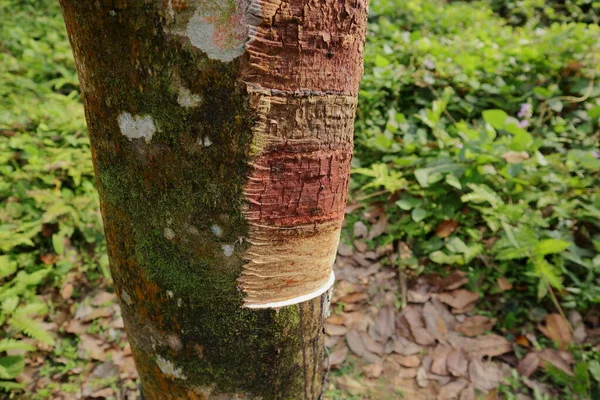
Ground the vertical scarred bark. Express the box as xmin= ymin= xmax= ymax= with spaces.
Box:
xmin=58 ymin=0 xmax=367 ymax=398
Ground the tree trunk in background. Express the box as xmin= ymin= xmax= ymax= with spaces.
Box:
xmin=59 ymin=0 xmax=367 ymax=398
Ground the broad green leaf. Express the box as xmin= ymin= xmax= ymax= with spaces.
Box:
xmin=0 ymin=256 xmax=17 ymax=279
xmin=445 ymin=174 xmax=462 ymax=189
xmin=445 ymin=237 xmax=468 ymax=254
xmin=429 ymin=251 xmax=463 ymax=265
xmin=411 ymin=208 xmax=427 ymax=222
xmin=414 ymin=163 xmax=465 ymax=188
xmin=374 ymin=55 xmax=390 ymax=67
xmin=482 ymin=109 xmax=508 ymax=129
xmin=589 ymin=360 xmax=600 ymax=383
xmin=588 ymin=106 xmax=600 ymax=120
xmin=396 ymin=195 xmax=422 ymax=211
xmin=52 ymin=233 xmax=64 ymax=255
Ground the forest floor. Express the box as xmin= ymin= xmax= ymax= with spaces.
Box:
xmin=2 ymin=0 xmax=599 ymax=399
xmin=324 ymin=208 xmax=595 ymax=399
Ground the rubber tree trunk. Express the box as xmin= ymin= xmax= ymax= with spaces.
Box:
xmin=58 ymin=0 xmax=367 ymax=398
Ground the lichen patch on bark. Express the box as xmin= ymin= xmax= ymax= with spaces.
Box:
xmin=156 ymin=355 xmax=187 ymax=380
xmin=118 ymin=112 xmax=157 ymax=142
xmin=168 ymin=0 xmax=262 ymax=62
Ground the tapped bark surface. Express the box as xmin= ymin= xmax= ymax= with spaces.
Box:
xmin=58 ymin=0 xmax=367 ymax=398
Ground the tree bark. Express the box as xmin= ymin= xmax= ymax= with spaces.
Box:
xmin=58 ymin=0 xmax=367 ymax=398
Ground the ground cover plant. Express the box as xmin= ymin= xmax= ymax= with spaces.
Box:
xmin=0 ymin=0 xmax=599 ymax=398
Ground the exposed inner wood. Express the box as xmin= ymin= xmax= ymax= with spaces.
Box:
xmin=240 ymin=94 xmax=357 ymax=307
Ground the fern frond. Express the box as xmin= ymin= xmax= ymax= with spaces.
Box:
xmin=0 ymin=256 xmax=17 ymax=280
xmin=13 ymin=302 xmax=48 ymax=318
xmin=0 ymin=380 xmax=24 ymax=392
xmin=461 ymin=183 xmax=504 ymax=209
xmin=1 ymin=297 xmax=19 ymax=315
xmin=0 ymin=339 xmax=35 ymax=353
xmin=0 ymin=356 xmax=24 ymax=380
xmin=8 ymin=315 xmax=55 ymax=346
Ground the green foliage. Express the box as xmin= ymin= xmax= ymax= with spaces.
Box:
xmin=487 ymin=0 xmax=600 ymax=26
xmin=0 ymin=0 xmax=104 ymax=389
xmin=355 ymin=0 xmax=600 ymax=396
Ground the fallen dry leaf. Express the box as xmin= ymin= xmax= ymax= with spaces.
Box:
xmin=515 ymin=335 xmax=530 ymax=348
xmin=327 ymin=313 xmax=346 ymax=326
xmin=393 ymin=354 xmax=421 ymax=368
xmin=435 ymin=220 xmax=459 ymax=239
xmin=403 ymin=306 xmax=436 ymax=346
xmin=368 ymin=216 xmax=388 ymax=240
xmin=339 ymin=292 xmax=369 ymax=304
xmin=502 ymin=151 xmax=529 ymax=164
xmin=497 ymin=277 xmax=513 ymax=291
xmin=338 ymin=242 xmax=354 ymax=257
xmin=430 ymin=345 xmax=452 ymax=376
xmin=440 ymin=270 xmax=469 ymax=291
xmin=431 ymin=298 xmax=457 ymax=330
xmin=568 ymin=310 xmax=587 ymax=344
xmin=90 ymin=388 xmax=114 ymax=398
xmin=40 ymin=253 xmax=59 ymax=265
xmin=325 ymin=324 xmax=348 ymax=336
xmin=344 ymin=311 xmax=370 ymax=331
xmin=346 ymin=330 xmax=366 ymax=357
xmin=451 ymin=303 xmax=475 ymax=315
xmin=82 ymin=307 xmax=114 ymax=322
xmin=541 ymin=314 xmax=572 ymax=349
xmin=469 ymin=359 xmax=511 ymax=393
xmin=416 ymin=365 xmax=429 ymax=388
xmin=329 ymin=346 xmax=349 ymax=368
xmin=65 ymin=319 xmax=89 ymax=335
xmin=517 ymin=352 xmax=540 ymax=378
xmin=455 ymin=316 xmax=496 ymax=337
xmin=423 ymin=301 xmax=448 ymax=343
xmin=447 ymin=349 xmax=469 ymax=377
xmin=472 ymin=334 xmax=513 ymax=358
xmin=459 ymin=385 xmax=475 ymax=400
xmin=538 ymin=348 xmax=573 ymax=376
xmin=375 ymin=305 xmax=395 ymax=343
xmin=360 ymin=331 xmax=385 ymax=356
xmin=78 ymin=334 xmax=106 ymax=361
xmin=337 ymin=375 xmax=368 ymax=395
xmin=438 ymin=379 xmax=468 ymax=400
xmin=407 ymin=289 xmax=431 ymax=303
xmin=90 ymin=291 xmax=117 ymax=306
xmin=397 ymin=367 xmax=418 ymax=379
xmin=362 ymin=363 xmax=383 ymax=379
xmin=325 ymin=336 xmax=340 ymax=348
xmin=363 ymin=350 xmax=382 ymax=364
xmin=522 ymin=378 xmax=552 ymax=397
xmin=60 ymin=284 xmax=74 ymax=300
xmin=353 ymin=221 xmax=369 ymax=238
xmin=353 ymin=240 xmax=367 ymax=253
xmin=438 ymin=290 xmax=479 ymax=310
xmin=393 ymin=336 xmax=423 ymax=356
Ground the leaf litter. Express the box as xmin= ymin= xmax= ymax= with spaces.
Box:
xmin=325 ymin=238 xmax=588 ymax=399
